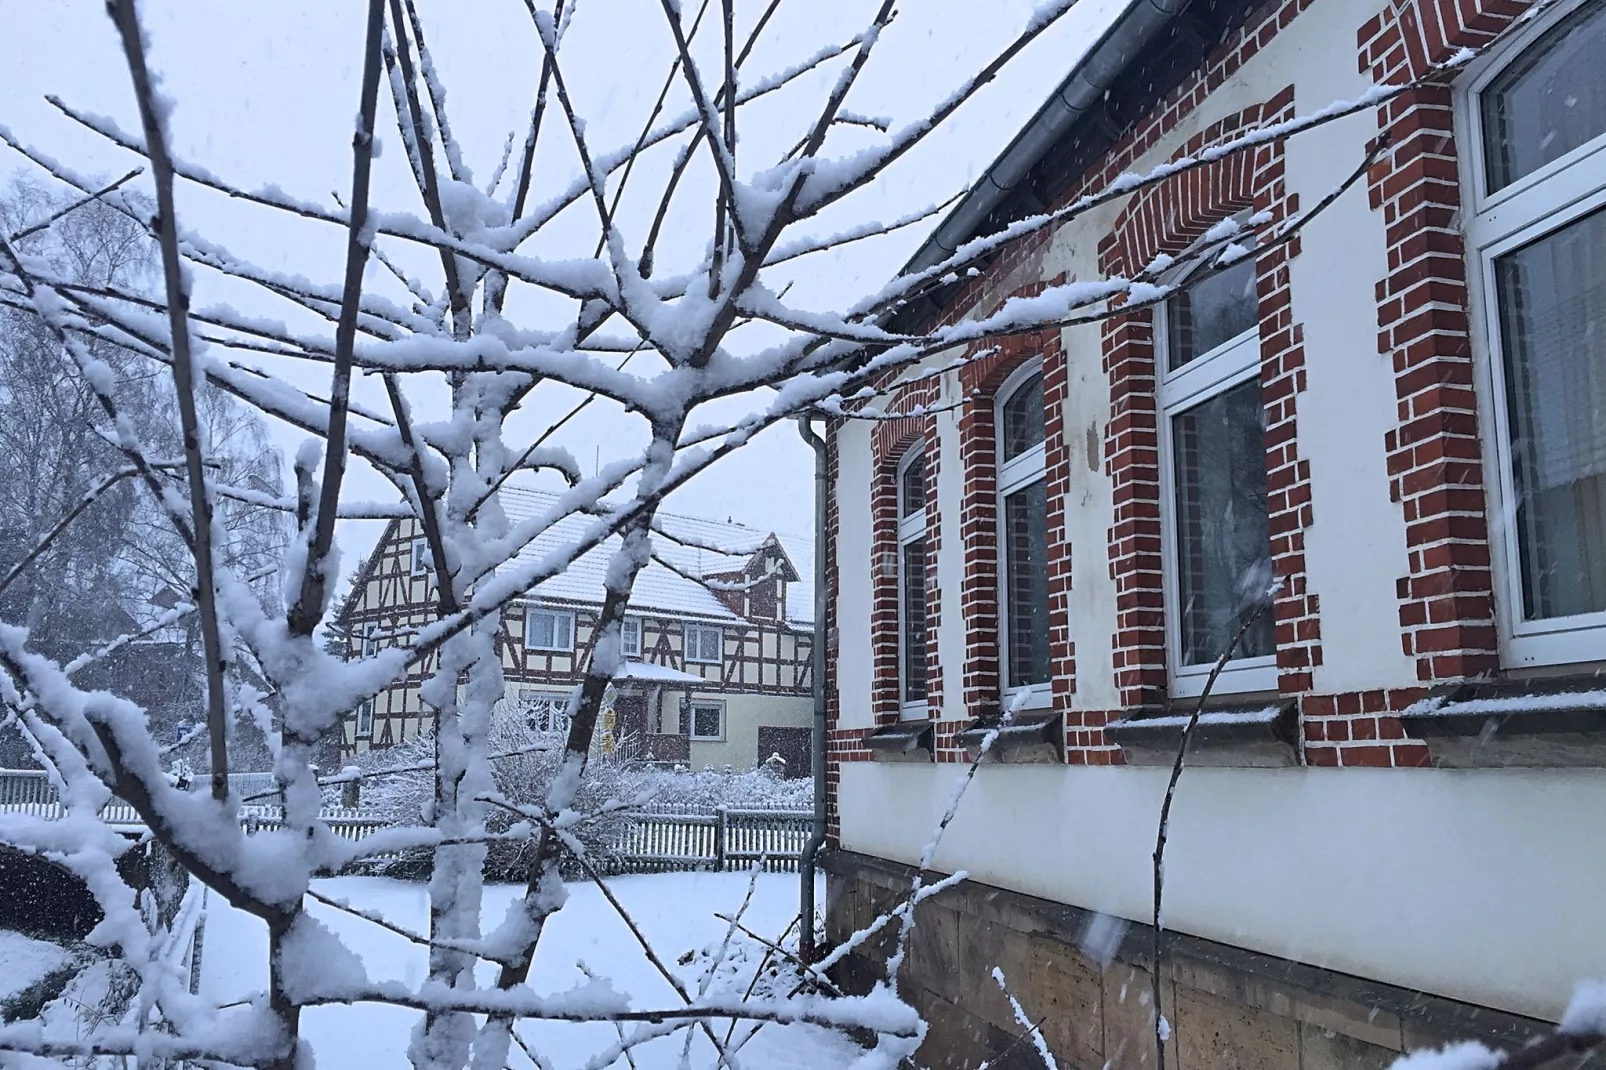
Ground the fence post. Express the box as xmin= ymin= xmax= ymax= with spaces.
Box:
xmin=714 ymin=808 xmax=727 ymax=872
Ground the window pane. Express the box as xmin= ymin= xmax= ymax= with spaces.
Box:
xmin=1166 ymin=256 xmax=1259 ymax=370
xmin=1482 ymin=2 xmax=1606 ymax=191
xmin=529 ymin=611 xmax=554 ymax=649
xmin=1172 ymin=378 xmax=1274 ymax=666
xmin=1495 ymin=206 xmax=1606 ymax=619
xmin=1004 ymin=480 xmax=1050 ymax=687
xmin=1001 ymin=373 xmax=1045 ymax=461
xmin=900 ymin=456 xmax=926 ymax=518
xmin=693 ymin=705 xmax=722 ymax=738
xmin=902 ymin=538 xmax=928 ymax=702
xmin=555 ymin=613 xmax=572 ymax=650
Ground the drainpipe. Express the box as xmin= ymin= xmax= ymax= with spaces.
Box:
xmin=796 ymin=415 xmax=828 ymax=963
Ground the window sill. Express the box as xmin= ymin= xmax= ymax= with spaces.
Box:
xmin=864 ymin=722 xmax=934 ymax=762
xmin=1105 ymin=699 xmax=1299 ymax=767
xmin=955 ymin=711 xmax=1063 ymax=764
xmin=1398 ymin=677 xmax=1606 ymax=768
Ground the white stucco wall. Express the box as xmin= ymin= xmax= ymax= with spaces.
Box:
xmin=840 ymin=761 xmax=1606 ymax=1021
xmin=687 ymin=692 xmax=812 ymax=771
xmin=824 ymin=0 xmax=1596 ymax=1027
xmin=834 ymin=424 xmax=876 ymax=731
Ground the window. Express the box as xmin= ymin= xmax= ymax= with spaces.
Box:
xmin=684 ymin=624 xmax=723 ymax=664
xmin=621 ymin=617 xmax=643 ymax=659
xmin=996 ymin=363 xmax=1050 ymax=699
xmin=410 ymin=537 xmax=431 ymax=575
xmin=356 ymin=699 xmax=374 ymax=738
xmin=361 ymin=622 xmax=379 ymax=658
xmin=1463 ymin=0 xmax=1606 ymax=666
xmin=897 ymin=451 xmax=929 ymax=718
xmin=679 ymin=700 xmax=725 ymax=740
xmin=524 ymin=606 xmax=575 ymax=652
xmin=1157 ymin=246 xmax=1275 ymax=696
xmin=519 ymin=689 xmax=571 ymax=735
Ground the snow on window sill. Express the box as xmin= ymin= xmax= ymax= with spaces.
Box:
xmin=1105 ymin=699 xmax=1299 ymax=768
xmin=864 ymin=721 xmax=934 ymax=762
xmin=956 ymin=710 xmax=1063 ymax=764
xmin=1399 ymin=678 xmax=1606 ymax=768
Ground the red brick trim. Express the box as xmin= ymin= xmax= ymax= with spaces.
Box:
xmin=868 ymin=379 xmax=941 ymax=724
xmin=1097 ymin=92 xmax=1320 ymax=713
xmin=1359 ymin=0 xmax=1527 ymax=683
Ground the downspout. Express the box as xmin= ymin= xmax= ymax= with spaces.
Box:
xmin=796 ymin=415 xmax=828 ymax=963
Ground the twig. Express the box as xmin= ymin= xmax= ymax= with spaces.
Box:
xmin=1149 ymin=587 xmax=1278 ymax=1070
xmin=6 ymin=168 xmax=143 ymax=242
xmin=286 ymin=0 xmax=388 ymax=638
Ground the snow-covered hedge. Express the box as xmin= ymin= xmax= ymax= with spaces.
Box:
xmin=355 ymin=703 xmax=810 ymax=880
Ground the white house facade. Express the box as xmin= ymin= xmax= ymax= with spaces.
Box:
xmin=822 ymin=0 xmax=1606 ymax=1065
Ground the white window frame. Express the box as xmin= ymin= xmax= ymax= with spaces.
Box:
xmin=524 ymin=606 xmax=575 ymax=653
xmin=356 ymin=699 xmax=374 ymax=738
xmin=1458 ymin=0 xmax=1606 ymax=668
xmin=995 ymin=359 xmax=1052 ymax=710
xmin=897 ymin=450 xmax=930 ymax=720
xmin=684 ymin=623 xmax=723 ymax=665
xmin=518 ymin=689 xmax=572 ymax=735
xmin=410 ymin=537 xmax=431 ymax=576
xmin=621 ymin=617 xmax=643 ymax=659
xmin=1155 ymin=249 xmax=1277 ymax=697
xmin=685 ymin=698 xmax=726 ymax=741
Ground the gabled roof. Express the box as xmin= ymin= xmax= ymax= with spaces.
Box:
xmin=498 ymin=486 xmax=815 ymax=627
xmin=888 ymin=0 xmax=1265 ymax=331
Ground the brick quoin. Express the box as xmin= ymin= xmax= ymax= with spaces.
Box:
xmin=868 ymin=378 xmax=941 ymax=726
xmin=1360 ymin=0 xmax=1531 ymax=696
xmin=826 ymin=0 xmax=1523 ymax=781
xmin=1099 ymin=91 xmax=1328 ymax=725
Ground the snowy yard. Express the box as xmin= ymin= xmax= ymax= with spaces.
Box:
xmin=200 ymin=872 xmax=853 ymax=1069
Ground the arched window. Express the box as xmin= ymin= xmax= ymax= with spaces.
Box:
xmin=1156 ymin=236 xmax=1275 ymax=697
xmin=996 ymin=361 xmax=1050 ymax=700
xmin=897 ymin=450 xmax=929 ymax=718
xmin=1463 ymin=0 xmax=1606 ymax=666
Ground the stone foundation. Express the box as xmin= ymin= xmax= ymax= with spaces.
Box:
xmin=823 ymin=850 xmax=1582 ymax=1070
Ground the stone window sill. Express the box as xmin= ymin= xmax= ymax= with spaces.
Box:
xmin=955 ymin=711 xmax=1063 ymax=764
xmin=1398 ymin=678 xmax=1606 ymax=768
xmin=1105 ymin=699 xmax=1299 ymax=767
xmin=864 ymin=722 xmax=934 ymax=762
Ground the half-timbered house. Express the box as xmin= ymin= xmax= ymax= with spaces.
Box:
xmin=335 ymin=486 xmax=814 ymax=771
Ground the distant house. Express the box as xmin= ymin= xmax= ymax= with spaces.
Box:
xmin=824 ymin=0 xmax=1606 ymax=1065
xmin=334 ymin=487 xmax=814 ymax=771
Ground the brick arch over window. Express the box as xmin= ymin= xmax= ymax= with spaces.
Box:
xmin=1097 ymin=89 xmax=1325 ymax=714
xmin=1358 ymin=0 xmax=1528 ymax=683
xmin=868 ymin=378 xmax=941 ymax=724
xmin=951 ymin=322 xmax=1073 ymax=755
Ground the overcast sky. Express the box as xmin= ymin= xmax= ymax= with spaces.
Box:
xmin=0 ymin=0 xmax=1123 ymax=577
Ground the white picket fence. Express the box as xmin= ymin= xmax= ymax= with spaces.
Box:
xmin=614 ymin=806 xmax=812 ymax=873
xmin=0 ymin=770 xmax=812 ymax=873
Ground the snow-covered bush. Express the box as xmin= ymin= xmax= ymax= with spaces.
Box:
xmin=356 ymin=701 xmax=809 ymax=879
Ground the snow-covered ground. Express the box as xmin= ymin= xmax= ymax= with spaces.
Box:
xmin=0 ymin=931 xmax=71 ymax=1003
xmin=200 ymin=872 xmax=855 ymax=1068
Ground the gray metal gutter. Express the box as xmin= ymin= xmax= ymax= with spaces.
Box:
xmin=795 ymin=416 xmax=829 ymax=963
xmin=901 ymin=0 xmax=1189 ymax=279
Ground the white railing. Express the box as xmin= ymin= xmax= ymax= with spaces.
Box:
xmin=614 ymin=807 xmax=812 ymax=873
xmin=0 ymin=770 xmax=813 ymax=873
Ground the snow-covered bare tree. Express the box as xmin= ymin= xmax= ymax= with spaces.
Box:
xmin=0 ymin=0 xmax=1590 ymax=1067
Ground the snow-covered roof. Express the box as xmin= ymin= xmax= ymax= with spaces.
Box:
xmin=612 ymin=661 xmax=707 ymax=685
xmin=498 ymin=486 xmax=815 ymax=627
